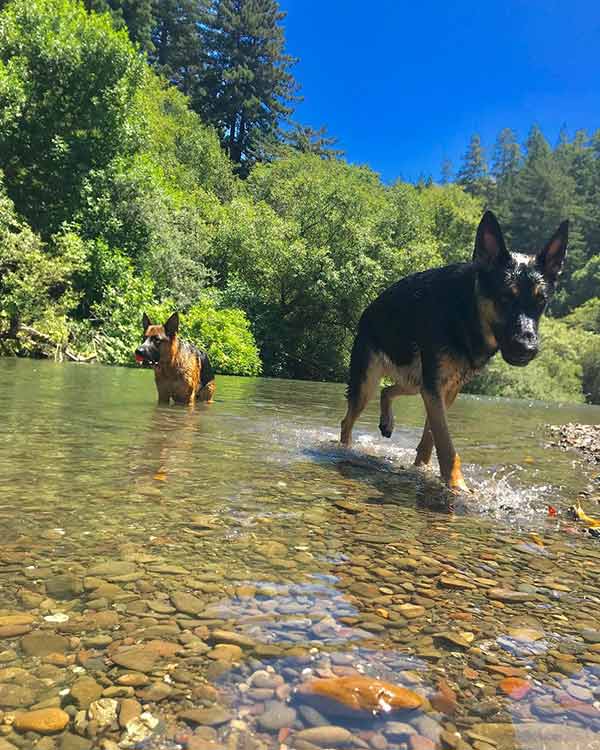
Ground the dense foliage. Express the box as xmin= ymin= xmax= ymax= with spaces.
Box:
xmin=0 ymin=0 xmax=598 ymax=405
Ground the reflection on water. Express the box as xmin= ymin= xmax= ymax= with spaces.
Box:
xmin=1 ymin=360 xmax=600 ymax=750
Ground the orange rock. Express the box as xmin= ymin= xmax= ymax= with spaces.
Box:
xmin=499 ymin=677 xmax=532 ymax=700
xmin=463 ymin=667 xmax=478 ymax=680
xmin=13 ymin=708 xmax=69 ymax=734
xmin=296 ymin=675 xmax=422 ymax=716
xmin=430 ymin=679 xmax=457 ymax=715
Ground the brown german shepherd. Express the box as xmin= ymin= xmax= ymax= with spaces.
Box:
xmin=135 ymin=312 xmax=216 ymax=405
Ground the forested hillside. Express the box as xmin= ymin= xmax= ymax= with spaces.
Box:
xmin=0 ymin=0 xmax=598 ymax=402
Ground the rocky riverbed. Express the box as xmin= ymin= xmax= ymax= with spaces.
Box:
xmin=3 ymin=363 xmax=600 ymax=750
xmin=4 ymin=505 xmax=600 ymax=750
xmin=548 ymin=423 xmax=600 ymax=465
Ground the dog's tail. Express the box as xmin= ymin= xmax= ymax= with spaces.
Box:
xmin=345 ymin=329 xmax=372 ymax=404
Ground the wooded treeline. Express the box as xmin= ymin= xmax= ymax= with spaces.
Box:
xmin=0 ymin=0 xmax=598 ymax=402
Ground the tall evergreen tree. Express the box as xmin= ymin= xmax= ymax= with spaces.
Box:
xmin=193 ymin=0 xmax=299 ymax=170
xmin=150 ymin=0 xmax=205 ymax=93
xmin=491 ymin=128 xmax=521 ymax=182
xmin=507 ymin=126 xmax=575 ymax=253
xmin=456 ymin=134 xmax=490 ymax=200
xmin=490 ymin=128 xmax=521 ymax=224
xmin=440 ymin=158 xmax=453 ymax=184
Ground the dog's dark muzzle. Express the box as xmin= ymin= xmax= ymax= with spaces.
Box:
xmin=134 ymin=346 xmax=159 ymax=367
xmin=499 ymin=314 xmax=540 ymax=367
xmin=501 ymin=345 xmax=538 ymax=367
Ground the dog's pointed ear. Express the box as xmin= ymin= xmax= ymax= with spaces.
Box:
xmin=473 ymin=211 xmax=511 ymax=268
xmin=164 ymin=312 xmax=179 ymax=338
xmin=536 ymin=220 xmax=568 ymax=284
xmin=142 ymin=313 xmax=151 ymax=332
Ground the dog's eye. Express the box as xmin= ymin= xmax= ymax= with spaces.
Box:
xmin=153 ymin=337 xmax=162 ymax=345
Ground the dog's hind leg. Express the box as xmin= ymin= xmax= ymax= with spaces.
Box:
xmin=198 ymin=381 xmax=216 ymax=403
xmin=341 ymin=336 xmax=380 ymax=447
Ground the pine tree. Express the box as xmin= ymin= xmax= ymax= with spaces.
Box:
xmin=490 ymin=128 xmax=521 ymax=224
xmin=285 ymin=123 xmax=343 ymax=159
xmin=507 ymin=126 xmax=574 ymax=252
xmin=456 ymin=134 xmax=490 ymax=200
xmin=151 ymin=0 xmax=206 ymax=93
xmin=193 ymin=0 xmax=299 ymax=170
xmin=440 ymin=158 xmax=453 ymax=184
xmin=491 ymin=128 xmax=521 ymax=182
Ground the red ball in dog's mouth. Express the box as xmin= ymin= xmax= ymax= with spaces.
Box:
xmin=135 ymin=353 xmax=144 ymax=364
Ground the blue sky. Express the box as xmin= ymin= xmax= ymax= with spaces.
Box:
xmin=280 ymin=0 xmax=600 ymax=183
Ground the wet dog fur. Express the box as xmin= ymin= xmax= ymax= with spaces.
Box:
xmin=135 ymin=312 xmax=216 ymax=405
xmin=340 ymin=211 xmax=569 ymax=491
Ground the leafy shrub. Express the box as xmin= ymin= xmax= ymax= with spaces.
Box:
xmin=180 ymin=297 xmax=262 ymax=376
xmin=0 ymin=179 xmax=85 ymax=352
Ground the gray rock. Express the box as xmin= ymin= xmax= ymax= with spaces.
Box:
xmin=297 ymin=705 xmax=329 ymax=727
xmin=383 ymin=722 xmax=416 ymax=739
xmin=179 ymin=707 xmax=233 ymax=726
xmin=293 ymin=727 xmax=352 ymax=747
xmin=46 ymin=574 xmax=83 ymax=600
xmin=257 ymin=703 xmax=297 ymax=732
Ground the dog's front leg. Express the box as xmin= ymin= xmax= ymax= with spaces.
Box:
xmin=420 ymin=388 xmax=467 ymax=492
xmin=156 ymin=385 xmax=171 ymax=405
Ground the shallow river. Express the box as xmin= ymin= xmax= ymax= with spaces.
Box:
xmin=1 ymin=359 xmax=600 ymax=750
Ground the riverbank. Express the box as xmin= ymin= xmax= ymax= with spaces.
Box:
xmin=548 ymin=423 xmax=600 ymax=465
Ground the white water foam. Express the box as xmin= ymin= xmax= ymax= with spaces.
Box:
xmin=283 ymin=425 xmax=562 ymax=529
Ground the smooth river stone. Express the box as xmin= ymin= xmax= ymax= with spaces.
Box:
xmin=471 ymin=722 xmax=600 ymax=750
xmin=171 ymin=591 xmax=206 ymax=615
xmin=13 ymin=708 xmax=70 ymax=734
xmin=86 ymin=561 xmax=138 ymax=578
xmin=21 ymin=632 xmax=69 ymax=657
xmin=293 ymin=727 xmax=352 ymax=747
xmin=296 ymin=676 xmax=423 ymax=716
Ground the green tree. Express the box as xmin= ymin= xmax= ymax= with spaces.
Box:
xmin=0 ymin=0 xmax=145 ymax=237
xmin=193 ymin=0 xmax=299 ymax=170
xmin=440 ymin=158 xmax=453 ymax=184
xmin=456 ymin=134 xmax=491 ymax=200
xmin=151 ymin=0 xmax=205 ymax=92
xmin=491 ymin=128 xmax=521 ymax=182
xmin=0 ymin=176 xmax=86 ymax=349
xmin=490 ymin=127 xmax=521 ymax=222
xmin=507 ymin=126 xmax=575 ymax=256
xmin=83 ymin=0 xmax=156 ymax=52
xmin=284 ymin=123 xmax=343 ymax=159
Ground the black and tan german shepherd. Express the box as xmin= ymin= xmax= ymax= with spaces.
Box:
xmin=135 ymin=312 xmax=216 ymax=405
xmin=340 ymin=211 xmax=568 ymax=491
